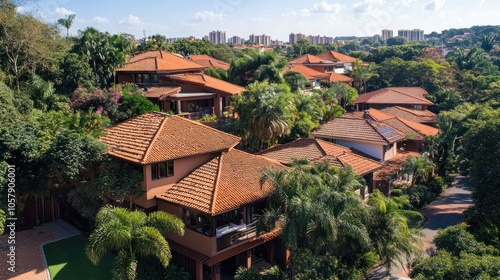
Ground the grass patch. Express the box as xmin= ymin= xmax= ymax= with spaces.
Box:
xmin=43 ymin=234 xmax=114 ymax=280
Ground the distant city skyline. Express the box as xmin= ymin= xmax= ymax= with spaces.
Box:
xmin=19 ymin=0 xmax=499 ymax=41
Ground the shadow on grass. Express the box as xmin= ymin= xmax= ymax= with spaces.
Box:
xmin=43 ymin=234 xmax=114 ymax=280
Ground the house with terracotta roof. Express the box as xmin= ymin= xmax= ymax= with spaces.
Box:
xmin=354 ymin=87 xmax=435 ymax=112
xmin=187 ymin=54 xmax=230 ymax=70
xmin=349 ymin=109 xmax=439 ymax=151
xmin=99 ymin=111 xmax=286 ymax=280
xmin=257 ymin=138 xmax=382 ymax=197
xmin=288 ymin=52 xmax=356 ymax=75
xmin=115 ymin=50 xmax=245 ymax=119
xmin=311 ymin=117 xmax=406 ymax=162
xmin=316 ymin=50 xmax=357 ymax=73
xmin=379 ymin=106 xmax=437 ymax=124
xmin=284 ymin=64 xmax=353 ymax=88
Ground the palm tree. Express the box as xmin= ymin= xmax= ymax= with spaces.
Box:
xmin=283 ymin=71 xmax=308 ymax=92
xmin=352 ymin=62 xmax=378 ymax=93
xmin=367 ymin=191 xmax=423 ymax=273
xmin=86 ymin=206 xmax=184 ymax=280
xmin=57 ymin=14 xmax=76 ymax=38
xmin=258 ymin=162 xmax=370 ymax=277
xmin=481 ymin=33 xmax=497 ymax=53
xmin=401 ymin=154 xmax=436 ymax=186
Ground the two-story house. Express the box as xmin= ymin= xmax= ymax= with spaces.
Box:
xmin=284 ymin=64 xmax=354 ymax=88
xmin=115 ymin=50 xmax=245 ymax=119
xmin=99 ymin=112 xmax=285 ymax=280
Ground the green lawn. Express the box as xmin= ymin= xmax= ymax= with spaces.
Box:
xmin=43 ymin=234 xmax=114 ymax=280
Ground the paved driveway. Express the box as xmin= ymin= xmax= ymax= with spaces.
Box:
xmin=368 ymin=175 xmax=473 ymax=279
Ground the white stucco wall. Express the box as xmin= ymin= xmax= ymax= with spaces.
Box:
xmin=336 ymin=140 xmax=384 ymax=162
xmin=384 ymin=143 xmax=397 ymax=161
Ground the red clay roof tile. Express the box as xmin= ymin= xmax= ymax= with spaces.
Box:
xmin=317 ymin=51 xmax=357 ymax=62
xmin=379 ymin=106 xmax=437 ymax=124
xmin=165 ymin=73 xmax=245 ymax=96
xmin=355 ymin=87 xmax=434 ymax=106
xmin=99 ymin=112 xmax=240 ymax=164
xmin=117 ymin=50 xmax=206 ymax=73
xmin=158 ymin=149 xmax=284 ymax=215
xmin=189 ymin=55 xmax=230 ymax=70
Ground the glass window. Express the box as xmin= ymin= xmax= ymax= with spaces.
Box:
xmin=151 ymin=161 xmax=174 ymax=180
xmin=151 ymin=163 xmax=158 ymax=180
xmin=159 ymin=162 xmax=166 ymax=178
xmin=143 ymin=74 xmax=150 ymax=83
xmin=167 ymin=161 xmax=174 ymax=177
xmin=136 ymin=74 xmax=143 ymax=83
xmin=131 ymin=74 xmax=136 ymax=83
xmin=151 ymin=74 xmax=158 ymax=83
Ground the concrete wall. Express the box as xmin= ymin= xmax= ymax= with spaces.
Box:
xmin=384 ymin=143 xmax=397 ymax=161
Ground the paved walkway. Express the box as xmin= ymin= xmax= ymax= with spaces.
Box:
xmin=0 ymin=219 xmax=81 ymax=280
xmin=367 ymin=175 xmax=473 ymax=279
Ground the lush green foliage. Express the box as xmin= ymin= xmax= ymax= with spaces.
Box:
xmin=234 ymin=265 xmax=283 ymax=280
xmin=86 ymin=206 xmax=184 ymax=280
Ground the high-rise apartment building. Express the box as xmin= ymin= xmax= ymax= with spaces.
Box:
xmin=289 ymin=33 xmax=306 ymax=44
xmin=410 ymin=29 xmax=424 ymax=41
xmin=381 ymin=29 xmax=393 ymax=41
xmin=398 ymin=29 xmax=411 ymax=41
xmin=228 ymin=36 xmax=244 ymax=45
xmin=249 ymin=34 xmax=272 ymax=46
xmin=208 ymin=30 xmax=226 ymax=44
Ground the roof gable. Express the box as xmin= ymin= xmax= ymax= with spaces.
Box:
xmin=317 ymin=51 xmax=357 ymax=62
xmin=312 ymin=117 xmax=406 ymax=144
xmin=165 ymin=73 xmax=245 ymax=96
xmin=159 ymin=149 xmax=284 ymax=215
xmin=355 ymin=87 xmax=434 ymax=106
xmin=258 ymin=138 xmax=382 ymax=176
xmin=99 ymin=112 xmax=240 ymax=164
xmin=189 ymin=55 xmax=230 ymax=70
xmin=117 ymin=50 xmax=206 ymax=73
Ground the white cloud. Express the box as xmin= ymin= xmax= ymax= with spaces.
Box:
xmin=425 ymin=0 xmax=446 ymax=11
xmin=119 ymin=15 xmax=147 ymax=28
xmin=281 ymin=11 xmax=298 ymax=18
xmin=15 ymin=6 xmax=28 ymax=14
xmin=311 ymin=1 xmax=341 ymax=13
xmin=92 ymin=16 xmax=109 ymax=23
xmin=192 ymin=11 xmax=226 ymax=22
xmin=54 ymin=7 xmax=75 ymax=16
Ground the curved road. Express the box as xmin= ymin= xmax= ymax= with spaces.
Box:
xmin=368 ymin=175 xmax=473 ymax=279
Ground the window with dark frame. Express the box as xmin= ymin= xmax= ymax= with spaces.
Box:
xmin=151 ymin=161 xmax=174 ymax=180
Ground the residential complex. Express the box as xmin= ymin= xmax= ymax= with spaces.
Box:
xmin=289 ymin=32 xmax=333 ymax=45
xmin=398 ymin=29 xmax=425 ymax=41
xmin=382 ymin=29 xmax=394 ymax=41
xmin=208 ymin=30 xmax=226 ymax=44
xmin=248 ymin=34 xmax=272 ymax=46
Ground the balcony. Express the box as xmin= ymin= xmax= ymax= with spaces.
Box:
xmin=216 ymin=221 xmax=257 ymax=251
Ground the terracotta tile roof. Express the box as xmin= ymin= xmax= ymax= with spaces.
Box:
xmin=317 ymin=51 xmax=357 ymax=62
xmin=188 ymin=55 xmax=230 ymax=70
xmin=329 ymin=72 xmax=354 ymax=82
xmin=379 ymin=106 xmax=437 ymax=124
xmin=116 ymin=50 xmax=206 ymax=73
xmin=355 ymin=87 xmax=434 ymax=106
xmin=312 ymin=117 xmax=406 ymax=144
xmin=99 ymin=112 xmax=240 ymax=164
xmin=288 ymin=54 xmax=328 ymax=64
xmin=257 ymin=138 xmax=382 ymax=176
xmin=353 ymin=109 xmax=439 ymax=140
xmin=284 ymin=64 xmax=329 ymax=81
xmin=374 ymin=150 xmax=421 ymax=181
xmin=158 ymin=149 xmax=284 ymax=215
xmin=143 ymin=86 xmax=181 ymax=100
xmin=165 ymin=73 xmax=245 ymax=96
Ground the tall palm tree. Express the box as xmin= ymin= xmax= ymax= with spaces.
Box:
xmin=86 ymin=206 xmax=184 ymax=280
xmin=367 ymin=191 xmax=423 ymax=273
xmin=258 ymin=163 xmax=370 ymax=277
xmin=353 ymin=62 xmax=378 ymax=93
xmin=57 ymin=14 xmax=76 ymax=38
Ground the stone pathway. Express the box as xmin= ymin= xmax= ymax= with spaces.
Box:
xmin=0 ymin=219 xmax=81 ymax=280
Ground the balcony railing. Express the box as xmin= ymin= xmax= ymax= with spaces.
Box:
xmin=216 ymin=221 xmax=258 ymax=251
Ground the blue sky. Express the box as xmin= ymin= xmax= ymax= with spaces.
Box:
xmin=20 ymin=0 xmax=499 ymax=41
